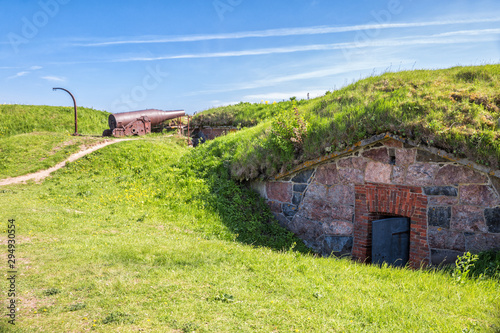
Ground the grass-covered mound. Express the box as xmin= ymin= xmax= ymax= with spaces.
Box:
xmin=193 ymin=64 xmax=500 ymax=180
xmin=0 ymin=104 xmax=109 ymax=137
xmin=2 ymin=136 xmax=499 ymax=332
xmin=191 ymin=100 xmax=302 ymax=128
xmin=0 ymin=105 xmax=112 ymax=178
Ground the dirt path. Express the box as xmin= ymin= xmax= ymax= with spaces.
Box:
xmin=0 ymin=139 xmax=131 ymax=186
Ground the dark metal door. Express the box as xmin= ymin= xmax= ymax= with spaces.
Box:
xmin=372 ymin=218 xmax=410 ymax=267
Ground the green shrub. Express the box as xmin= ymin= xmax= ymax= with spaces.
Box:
xmin=270 ymin=104 xmax=308 ymax=157
xmin=452 ymin=252 xmax=479 ymax=283
xmin=452 ymin=250 xmax=500 ymax=282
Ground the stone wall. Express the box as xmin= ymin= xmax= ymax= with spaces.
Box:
xmin=251 ymin=137 xmax=500 ymax=267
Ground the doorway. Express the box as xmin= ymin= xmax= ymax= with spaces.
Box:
xmin=372 ymin=217 xmax=410 ymax=267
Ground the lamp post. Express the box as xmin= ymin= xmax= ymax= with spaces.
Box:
xmin=53 ymin=87 xmax=79 ymax=136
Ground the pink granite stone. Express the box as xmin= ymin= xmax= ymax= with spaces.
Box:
xmin=314 ymin=163 xmax=341 ymax=185
xmin=322 ymin=220 xmax=353 ymax=235
xmin=301 ymin=201 xmax=354 ymax=223
xmin=266 ymin=182 xmax=292 ymax=203
xmin=395 ymin=149 xmax=416 ymax=167
xmin=300 ymin=197 xmax=330 ymax=222
xmin=300 ymin=183 xmax=329 ymax=221
xmin=338 ymin=168 xmax=364 ymax=184
xmin=428 ymin=196 xmax=459 ymax=206
xmin=391 ymin=166 xmax=406 ymax=184
xmin=405 ymin=163 xmax=440 ymax=186
xmin=451 ymin=205 xmax=488 ymax=232
xmin=300 ymin=183 xmax=354 ymax=222
xmin=289 ymin=215 xmax=323 ymax=240
xmin=365 ymin=161 xmax=392 ymax=183
xmin=435 ymin=165 xmax=488 ymax=185
xmin=303 ymin=183 xmax=327 ymax=201
xmin=337 ymin=157 xmax=368 ymax=170
xmin=428 ymin=226 xmax=465 ymax=251
xmin=465 ymin=233 xmax=500 ymax=252
xmin=460 ymin=185 xmax=500 ymax=207
xmin=327 ymin=184 xmax=355 ymax=206
xmin=362 ymin=147 xmax=390 ymax=163
xmin=330 ymin=205 xmax=355 ymax=221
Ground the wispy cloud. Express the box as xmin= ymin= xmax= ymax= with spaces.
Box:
xmin=5 ymin=66 xmax=42 ymax=79
xmin=187 ymin=60 xmax=395 ymax=96
xmin=112 ymin=28 xmax=500 ymax=63
xmin=41 ymin=76 xmax=66 ymax=82
xmin=77 ymin=17 xmax=500 ymax=47
xmin=7 ymin=71 xmax=30 ymax=80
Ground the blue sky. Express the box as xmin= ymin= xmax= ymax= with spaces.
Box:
xmin=1 ymin=0 xmax=500 ymax=114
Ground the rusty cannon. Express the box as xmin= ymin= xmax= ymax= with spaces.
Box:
xmin=103 ymin=109 xmax=185 ymax=137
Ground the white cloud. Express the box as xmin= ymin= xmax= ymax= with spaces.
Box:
xmin=6 ymin=66 xmax=43 ymax=79
xmin=41 ymin=76 xmax=66 ymax=82
xmin=78 ymin=17 xmax=500 ymax=47
xmin=112 ymin=28 xmax=499 ymax=63
xmin=7 ymin=71 xmax=29 ymax=80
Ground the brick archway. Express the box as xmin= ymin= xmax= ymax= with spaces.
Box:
xmin=353 ymin=183 xmax=430 ymax=267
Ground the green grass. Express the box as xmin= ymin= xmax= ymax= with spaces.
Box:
xmin=0 ymin=104 xmax=109 ymax=137
xmin=193 ymin=64 xmax=500 ymax=180
xmin=0 ymin=132 xmax=120 ymax=179
xmin=0 ymin=105 xmax=116 ymax=179
xmin=191 ymin=100 xmax=302 ymax=128
xmin=1 ymin=135 xmax=499 ymax=332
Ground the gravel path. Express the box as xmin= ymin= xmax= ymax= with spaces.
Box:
xmin=0 ymin=139 xmax=130 ymax=186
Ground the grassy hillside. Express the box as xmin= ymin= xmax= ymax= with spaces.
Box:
xmin=1 ymin=136 xmax=499 ymax=332
xmin=193 ymin=65 xmax=500 ymax=180
xmin=0 ymin=104 xmax=109 ymax=137
xmin=0 ymin=105 xmax=113 ymax=178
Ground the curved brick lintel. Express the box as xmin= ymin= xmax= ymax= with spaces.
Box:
xmin=353 ymin=183 xmax=430 ymax=268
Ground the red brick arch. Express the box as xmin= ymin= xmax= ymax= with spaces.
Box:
xmin=353 ymin=183 xmax=430 ymax=267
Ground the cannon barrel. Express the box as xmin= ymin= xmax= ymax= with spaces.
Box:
xmin=109 ymin=109 xmax=185 ymax=130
